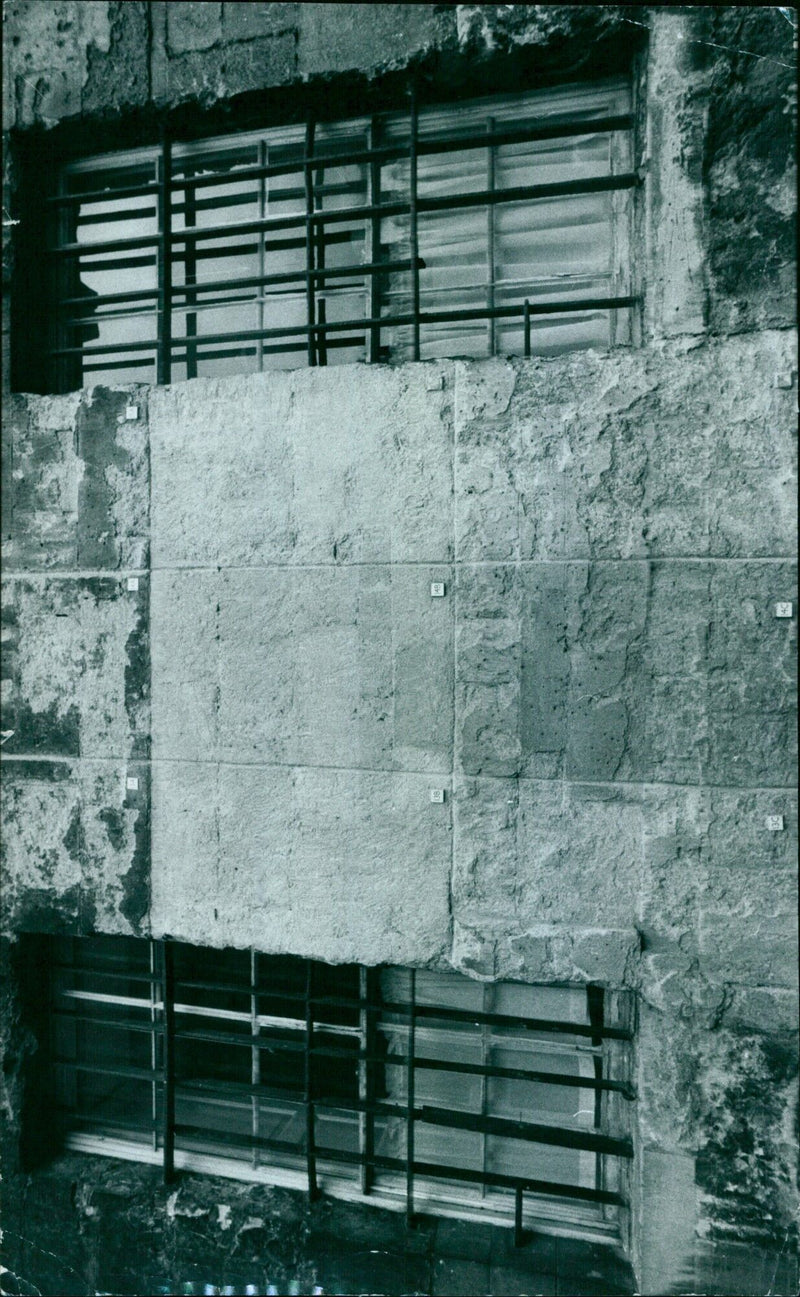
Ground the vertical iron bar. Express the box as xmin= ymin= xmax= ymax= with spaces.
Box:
xmin=358 ymin=966 xmax=375 ymax=1194
xmin=480 ymin=983 xmax=489 ymax=1200
xmin=150 ymin=942 xmax=158 ymax=1152
xmin=405 ymin=968 xmax=416 ymax=1227
xmin=184 ymin=164 xmax=198 ymax=381
xmin=315 ymin=156 xmax=328 ymax=366
xmin=523 ymin=298 xmax=531 ymax=358
xmin=588 ymin=985 xmax=605 ymax=1194
xmin=305 ymin=959 xmax=318 ymax=1200
xmin=156 ymin=134 xmax=172 ymax=385
xmin=486 ymin=116 xmax=496 ymax=357
xmin=304 ymin=120 xmax=317 ymax=367
xmin=514 ymin=1186 xmax=525 ymax=1247
xmin=162 ymin=938 xmax=175 ymax=1184
xmin=251 ymin=949 xmax=260 ymax=1169
xmin=367 ymin=117 xmax=382 ymax=363
xmin=257 ymin=139 xmax=267 ymax=373
xmin=408 ymin=84 xmax=421 ymax=362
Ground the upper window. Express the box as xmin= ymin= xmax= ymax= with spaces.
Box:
xmin=45 ymin=78 xmax=636 ymax=392
xmin=34 ymin=934 xmax=635 ymax=1239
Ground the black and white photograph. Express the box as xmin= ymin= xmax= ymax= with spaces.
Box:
xmin=0 ymin=4 xmax=797 ymax=1295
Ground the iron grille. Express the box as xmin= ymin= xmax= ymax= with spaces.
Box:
xmin=45 ymin=78 xmax=637 ymax=392
xmin=44 ymin=935 xmax=635 ymax=1238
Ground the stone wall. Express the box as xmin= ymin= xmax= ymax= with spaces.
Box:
xmin=1 ymin=4 xmax=798 ymax=1295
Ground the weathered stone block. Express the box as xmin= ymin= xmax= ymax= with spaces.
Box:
xmin=166 ymin=2 xmax=221 ymax=54
xmin=0 ymin=576 xmax=148 ymax=760
xmin=454 ymin=334 xmax=797 ymax=564
xmin=151 ymin=763 xmax=451 ymax=965
xmin=1 ymin=759 xmax=147 ymax=937
xmin=2 ymin=388 xmax=149 ymax=572
xmin=149 ymin=366 xmax=453 ymax=568
xmin=221 ymin=3 xmax=300 ymax=43
xmin=452 ymin=776 xmax=643 ymax=935
xmin=151 ymin=563 xmax=452 ymax=773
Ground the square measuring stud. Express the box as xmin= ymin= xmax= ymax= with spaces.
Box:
xmin=429 ymin=788 xmax=445 ymax=804
xmin=765 ymin=815 xmax=785 ymax=832
xmin=775 ymin=602 xmax=793 ymax=618
xmin=125 ymin=405 xmax=139 ymax=420
xmin=126 ymin=576 xmax=140 ymax=592
xmin=126 ymin=776 xmax=139 ymax=792
xmin=430 ymin=582 xmax=446 ymax=598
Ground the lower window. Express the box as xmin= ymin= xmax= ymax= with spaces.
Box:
xmin=36 ymin=935 xmax=635 ymax=1236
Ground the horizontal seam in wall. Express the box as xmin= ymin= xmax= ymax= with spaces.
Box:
xmin=1 ymin=753 xmax=796 ymax=794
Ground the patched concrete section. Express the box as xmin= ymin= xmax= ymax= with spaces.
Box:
xmin=151 ymin=564 xmax=452 ymax=774
xmin=149 ymin=366 xmax=454 ymax=569
xmin=454 ymin=333 xmax=798 ymax=562
xmin=0 ymin=759 xmax=149 ymax=937
xmin=150 ymin=763 xmax=451 ymax=966
xmin=2 ymin=387 xmax=149 ymax=572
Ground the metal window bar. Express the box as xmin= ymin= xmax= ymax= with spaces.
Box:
xmin=49 ymin=939 xmax=634 ymax=1230
xmin=161 ymin=938 xmax=176 ymax=1183
xmin=304 ymin=120 xmax=317 ymax=367
xmin=156 ymin=136 xmax=172 ymax=385
xmin=405 ymin=968 xmax=416 ymax=1225
xmin=305 ymin=958 xmax=319 ymax=1199
xmin=47 ymin=95 xmax=636 ymax=389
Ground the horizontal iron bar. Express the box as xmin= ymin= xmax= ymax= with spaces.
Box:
xmin=47 ymin=179 xmax=159 ymax=207
xmin=383 ymin=1000 xmax=634 ymax=1041
xmin=169 ymin=1124 xmax=626 ymax=1208
xmin=53 ymin=170 xmax=635 ymax=256
xmin=405 ymin=1157 xmax=627 ymax=1208
xmin=414 ymin=1054 xmax=635 ymax=1098
xmin=52 ymin=1009 xmax=163 ymax=1035
xmin=49 ymin=295 xmax=636 ymax=357
xmin=54 ymin=1058 xmax=161 ymax=1083
xmin=52 ymin=963 xmax=158 ymax=986
xmin=58 ymin=1108 xmax=160 ymax=1135
xmin=415 ymin=1104 xmax=633 ymax=1158
xmin=418 ymin=172 xmax=637 ymax=215
xmin=47 ymin=113 xmax=633 ymax=207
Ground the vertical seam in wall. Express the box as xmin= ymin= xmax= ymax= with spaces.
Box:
xmin=145 ymin=386 xmax=154 ymax=937
xmin=450 ymin=363 xmax=458 ymax=958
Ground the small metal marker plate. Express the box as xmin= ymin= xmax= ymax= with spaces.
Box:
xmin=429 ymin=788 xmax=445 ymax=804
xmin=430 ymin=582 xmax=446 ymax=598
xmin=765 ymin=815 xmax=785 ymax=832
xmin=775 ymin=602 xmax=793 ymax=618
xmin=125 ymin=405 xmax=139 ymax=420
xmin=127 ymin=576 xmax=139 ymax=592
xmin=126 ymin=776 xmax=139 ymax=792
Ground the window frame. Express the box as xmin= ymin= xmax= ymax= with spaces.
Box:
xmin=41 ymin=935 xmax=635 ymax=1242
xmin=43 ymin=76 xmax=639 ymax=393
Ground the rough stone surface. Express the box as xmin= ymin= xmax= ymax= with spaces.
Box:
xmin=0 ymin=759 xmax=149 ymax=937
xmin=151 ymin=563 xmax=453 ymax=773
xmin=149 ymin=365 xmax=454 ymax=569
xmin=2 ymin=386 xmax=149 ymax=572
xmin=150 ymin=763 xmax=451 ymax=966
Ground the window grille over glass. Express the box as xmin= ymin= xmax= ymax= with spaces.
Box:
xmin=41 ymin=935 xmax=635 ymax=1235
xmin=46 ymin=79 xmax=636 ymax=391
